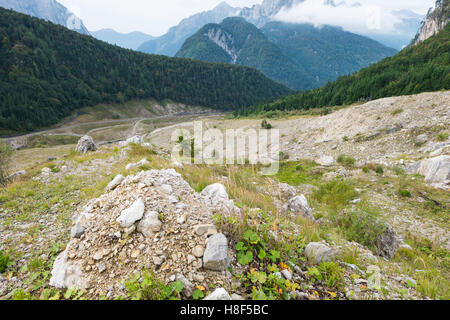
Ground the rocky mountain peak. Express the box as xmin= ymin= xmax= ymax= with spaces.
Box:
xmin=411 ymin=0 xmax=449 ymax=46
xmin=0 ymin=0 xmax=89 ymax=34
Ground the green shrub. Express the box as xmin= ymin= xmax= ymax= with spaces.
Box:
xmin=0 ymin=250 xmax=10 ymax=273
xmin=123 ymin=270 xmax=183 ymax=300
xmin=337 ymin=154 xmax=355 ymax=166
xmin=307 ymin=262 xmax=345 ymax=290
xmin=261 ymin=119 xmax=273 ymax=130
xmin=391 ymin=108 xmax=403 ymax=116
xmin=330 ymin=205 xmax=386 ymax=250
xmin=313 ymin=179 xmax=358 ymax=210
xmin=398 ymin=189 xmax=412 ymax=197
xmin=437 ymin=132 xmax=449 ymax=141
xmin=375 ymin=165 xmax=384 ymax=175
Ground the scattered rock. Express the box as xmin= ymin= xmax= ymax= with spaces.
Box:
xmin=176 ymin=274 xmax=195 ymax=298
xmin=70 ymin=224 xmax=86 ymax=239
xmin=203 ymin=288 xmax=231 ymax=300
xmin=281 ymin=269 xmax=293 ymax=281
xmin=116 ymin=198 xmax=145 ymax=228
xmin=137 ymin=211 xmax=162 ymax=237
xmin=231 ymin=293 xmax=245 ymax=300
xmin=305 ymin=242 xmax=335 ymax=264
xmin=49 ymin=250 xmax=87 ymax=289
xmin=201 ymin=183 xmax=229 ymax=201
xmin=283 ymin=195 xmax=315 ymax=221
xmin=194 ymin=224 xmax=217 ymax=236
xmin=192 ymin=245 xmax=205 ymax=258
xmin=417 ymin=155 xmax=450 ymax=190
xmin=374 ymin=224 xmax=399 ymax=259
xmin=76 ymin=135 xmax=97 ymax=153
xmin=317 ymin=156 xmax=335 ymax=167
xmin=106 ymin=175 xmax=125 ymax=191
xmin=126 ymin=159 xmax=150 ymax=171
xmin=6 ymin=170 xmax=26 ymax=180
xmin=203 ymin=233 xmax=229 ymax=271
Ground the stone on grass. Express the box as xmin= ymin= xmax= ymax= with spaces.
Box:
xmin=76 ymin=135 xmax=97 ymax=153
xmin=304 ymin=242 xmax=335 ymax=265
xmin=283 ymin=195 xmax=315 ymax=221
xmin=374 ymin=224 xmax=399 ymax=259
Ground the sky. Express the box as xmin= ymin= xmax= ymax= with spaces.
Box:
xmin=57 ymin=0 xmax=436 ymax=36
xmin=57 ymin=0 xmax=260 ymax=35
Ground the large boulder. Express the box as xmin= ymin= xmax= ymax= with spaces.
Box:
xmin=75 ymin=135 xmax=97 ymax=153
xmin=203 ymin=233 xmax=229 ymax=271
xmin=283 ymin=195 xmax=315 ymax=221
xmin=374 ymin=224 xmax=399 ymax=259
xmin=417 ymin=155 xmax=450 ymax=190
xmin=116 ymin=198 xmax=145 ymax=228
xmin=304 ymin=242 xmax=335 ymax=265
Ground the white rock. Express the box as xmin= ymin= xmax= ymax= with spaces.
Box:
xmin=304 ymin=242 xmax=335 ymax=265
xmin=417 ymin=155 xmax=450 ymax=190
xmin=137 ymin=211 xmax=161 ymax=237
xmin=283 ymin=195 xmax=315 ymax=221
xmin=126 ymin=159 xmax=149 ymax=171
xmin=49 ymin=250 xmax=87 ymax=289
xmin=6 ymin=170 xmax=26 ymax=180
xmin=317 ymin=156 xmax=335 ymax=167
xmin=203 ymin=233 xmax=229 ymax=271
xmin=201 ymin=183 xmax=229 ymax=201
xmin=116 ymin=198 xmax=145 ymax=228
xmin=119 ymin=135 xmax=144 ymax=147
xmin=203 ymin=288 xmax=231 ymax=300
xmin=76 ymin=135 xmax=97 ymax=153
xmin=106 ymin=175 xmax=125 ymax=191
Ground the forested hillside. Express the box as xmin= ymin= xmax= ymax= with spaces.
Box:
xmin=261 ymin=22 xmax=398 ymax=86
xmin=234 ymin=24 xmax=450 ymax=117
xmin=176 ymin=17 xmax=315 ymax=91
xmin=0 ymin=8 xmax=291 ymax=132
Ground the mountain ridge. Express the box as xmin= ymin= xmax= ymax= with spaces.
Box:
xmin=0 ymin=0 xmax=89 ymax=35
xmin=176 ymin=18 xmax=397 ymax=91
xmin=0 ymin=7 xmax=291 ymax=132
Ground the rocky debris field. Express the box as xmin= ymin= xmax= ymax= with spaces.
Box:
xmin=0 ymin=91 xmax=448 ymax=300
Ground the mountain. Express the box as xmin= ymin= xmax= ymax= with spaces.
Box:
xmin=176 ymin=18 xmax=397 ymax=91
xmin=91 ymin=29 xmax=155 ymax=50
xmin=261 ymin=22 xmax=397 ymax=86
xmin=0 ymin=0 xmax=89 ymax=35
xmin=238 ymin=0 xmax=302 ymax=27
xmin=137 ymin=2 xmax=240 ymax=56
xmin=234 ymin=24 xmax=450 ymax=116
xmin=0 ymin=8 xmax=291 ymax=132
xmin=176 ymin=17 xmax=315 ymax=91
xmin=412 ymin=0 xmax=449 ymax=46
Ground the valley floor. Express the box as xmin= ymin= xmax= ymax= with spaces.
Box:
xmin=0 ymin=91 xmax=448 ymax=300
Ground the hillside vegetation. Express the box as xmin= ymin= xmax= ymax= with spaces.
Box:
xmin=234 ymin=24 xmax=450 ymax=117
xmin=176 ymin=17 xmax=315 ymax=91
xmin=0 ymin=8 xmax=291 ymax=133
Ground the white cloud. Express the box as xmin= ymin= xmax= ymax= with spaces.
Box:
xmin=273 ymin=0 xmax=436 ymax=35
